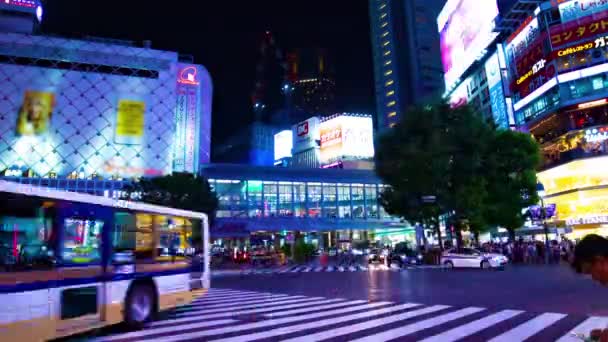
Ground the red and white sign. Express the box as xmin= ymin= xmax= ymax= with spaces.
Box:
xmin=297 ymin=121 xmax=309 ymax=136
xmin=292 ymin=117 xmax=320 ymax=154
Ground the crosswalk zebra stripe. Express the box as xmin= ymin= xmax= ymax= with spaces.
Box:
xmin=556 ymin=316 xmax=608 ymax=342
xmin=134 ymin=301 xmax=393 ymax=342
xmin=338 ymin=266 xmax=345 ymax=272
xmin=177 ymin=294 xmax=298 ymax=310
xmin=314 ymin=266 xmax=324 ymax=272
xmin=195 ymin=291 xmax=260 ymax=301
xmin=419 ymin=309 xmax=524 ymax=342
xmin=282 ymin=305 xmax=450 ymax=342
xmin=171 ymin=296 xmax=326 ymax=318
xmin=206 ymin=289 xmax=241 ymax=294
xmin=93 ymin=319 xmax=237 ymax=342
xmin=149 ymin=298 xmax=350 ymax=328
xmin=213 ymin=303 xmax=423 ymax=342
xmin=278 ymin=266 xmax=292 ymax=273
xmin=196 ymin=292 xmax=288 ymax=301
xmin=488 ymin=312 xmax=567 ymax=342
xmin=349 ymin=266 xmax=357 ymax=272
xmin=202 ymin=289 xmax=256 ymax=296
xmin=263 ymin=299 xmax=368 ymax=318
xmin=302 ymin=267 xmax=311 ymax=272
xmin=327 ymin=266 xmax=334 ymax=271
xmin=290 ymin=266 xmax=302 ymax=273
xmin=191 ymin=293 xmax=278 ymax=305
xmin=351 ymin=307 xmax=486 ymax=342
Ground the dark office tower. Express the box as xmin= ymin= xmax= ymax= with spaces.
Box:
xmin=251 ymin=31 xmax=288 ymax=122
xmin=369 ymin=0 xmax=445 ymax=131
xmin=290 ymin=49 xmax=336 ymax=117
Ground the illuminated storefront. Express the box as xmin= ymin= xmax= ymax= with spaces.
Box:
xmin=538 ymin=156 xmax=608 ymax=238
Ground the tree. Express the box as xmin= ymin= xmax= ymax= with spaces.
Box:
xmin=376 ymin=101 xmax=540 ymax=247
xmin=484 ymin=130 xmax=541 ymax=241
xmin=122 ymin=172 xmax=219 ymax=225
xmin=376 ymin=103 xmax=452 ymax=249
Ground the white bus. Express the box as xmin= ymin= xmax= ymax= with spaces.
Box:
xmin=0 ymin=180 xmax=210 ymax=341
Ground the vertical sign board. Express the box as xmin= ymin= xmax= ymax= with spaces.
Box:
xmin=174 ymin=64 xmax=201 ymax=173
xmin=484 ymin=52 xmax=509 ymax=130
xmin=185 ymin=86 xmax=197 ymax=172
xmin=173 ymin=91 xmax=187 ymax=171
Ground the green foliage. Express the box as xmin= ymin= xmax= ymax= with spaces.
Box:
xmin=122 ymin=172 xmax=218 ymax=224
xmin=376 ymin=101 xmax=541 ymax=244
xmin=280 ymin=243 xmax=292 ymax=257
xmin=293 ymin=239 xmax=315 ymax=263
xmin=484 ymin=130 xmax=541 ymax=235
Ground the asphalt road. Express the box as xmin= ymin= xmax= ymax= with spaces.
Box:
xmin=213 ymin=264 xmax=608 ymax=316
xmin=64 ymin=264 xmax=608 ymax=341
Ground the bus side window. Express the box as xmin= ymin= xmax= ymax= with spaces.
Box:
xmin=0 ymin=194 xmax=57 ymax=272
xmin=156 ymin=216 xmax=194 ymax=261
xmin=112 ymin=212 xmax=155 ymax=262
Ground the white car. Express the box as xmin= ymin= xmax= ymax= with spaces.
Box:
xmin=441 ymin=247 xmax=508 ymax=269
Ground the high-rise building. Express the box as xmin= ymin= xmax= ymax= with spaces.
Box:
xmin=369 ymin=0 xmax=445 ymax=131
xmin=289 ymin=49 xmax=336 ymax=116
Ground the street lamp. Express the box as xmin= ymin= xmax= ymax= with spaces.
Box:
xmin=536 ymin=182 xmax=550 ymax=264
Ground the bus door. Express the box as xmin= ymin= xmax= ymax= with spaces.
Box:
xmin=190 ymin=216 xmax=209 ymax=290
xmin=53 ymin=203 xmax=110 ymax=336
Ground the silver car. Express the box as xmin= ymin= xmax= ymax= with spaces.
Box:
xmin=441 ymin=247 xmax=508 ymax=269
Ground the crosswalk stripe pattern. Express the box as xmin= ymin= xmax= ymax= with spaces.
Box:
xmin=93 ymin=288 xmax=608 ymax=342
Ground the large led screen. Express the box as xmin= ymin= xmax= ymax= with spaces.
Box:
xmin=319 ymin=115 xmax=374 ymax=165
xmin=438 ymin=0 xmax=499 ymax=90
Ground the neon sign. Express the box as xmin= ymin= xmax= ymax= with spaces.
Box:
xmin=516 ymin=59 xmax=546 ymax=85
xmin=579 ymin=98 xmax=608 ymax=109
xmin=585 ymin=125 xmax=608 ymax=142
xmin=177 ymin=66 xmax=200 ymax=85
xmin=566 ymin=215 xmax=608 ymax=226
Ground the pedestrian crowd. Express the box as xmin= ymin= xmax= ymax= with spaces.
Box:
xmin=480 ymin=238 xmax=576 ymax=264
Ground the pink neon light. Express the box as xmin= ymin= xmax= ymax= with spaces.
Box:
xmin=177 ymin=66 xmax=200 ymax=85
xmin=13 ymin=223 xmax=18 ymax=260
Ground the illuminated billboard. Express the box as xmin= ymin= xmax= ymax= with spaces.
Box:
xmin=559 ymin=0 xmax=608 ymax=24
xmin=0 ymin=34 xmax=212 ymax=179
xmin=274 ymin=130 xmax=293 ymax=161
xmin=292 ymin=116 xmax=320 ymax=153
xmin=438 ymin=0 xmax=499 ymax=90
xmin=319 ymin=115 xmax=374 ymax=165
xmin=537 ymin=155 xmax=608 ymax=196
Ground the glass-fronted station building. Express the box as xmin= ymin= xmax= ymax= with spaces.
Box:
xmin=201 ymin=164 xmax=413 ymax=249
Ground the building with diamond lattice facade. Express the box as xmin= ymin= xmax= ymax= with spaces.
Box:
xmin=0 ymin=31 xmax=212 ymax=187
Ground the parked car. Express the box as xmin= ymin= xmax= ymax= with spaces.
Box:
xmin=388 ymin=242 xmax=423 ymax=268
xmin=232 ymin=249 xmax=249 ymax=264
xmin=441 ymin=247 xmax=508 ymax=269
xmin=367 ymin=249 xmax=386 ymax=264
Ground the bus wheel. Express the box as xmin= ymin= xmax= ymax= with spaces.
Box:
xmin=125 ymin=284 xmax=156 ymax=329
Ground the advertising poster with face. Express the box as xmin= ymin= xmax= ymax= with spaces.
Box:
xmin=16 ymin=90 xmax=54 ymax=136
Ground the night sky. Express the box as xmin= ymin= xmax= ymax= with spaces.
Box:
xmin=40 ymin=0 xmax=375 ymax=146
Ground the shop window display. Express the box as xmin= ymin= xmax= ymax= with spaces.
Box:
xmin=294 ymin=182 xmax=306 ymax=217
xmin=308 ymin=183 xmax=322 ymax=218
xmin=323 ymin=183 xmax=337 ymax=218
